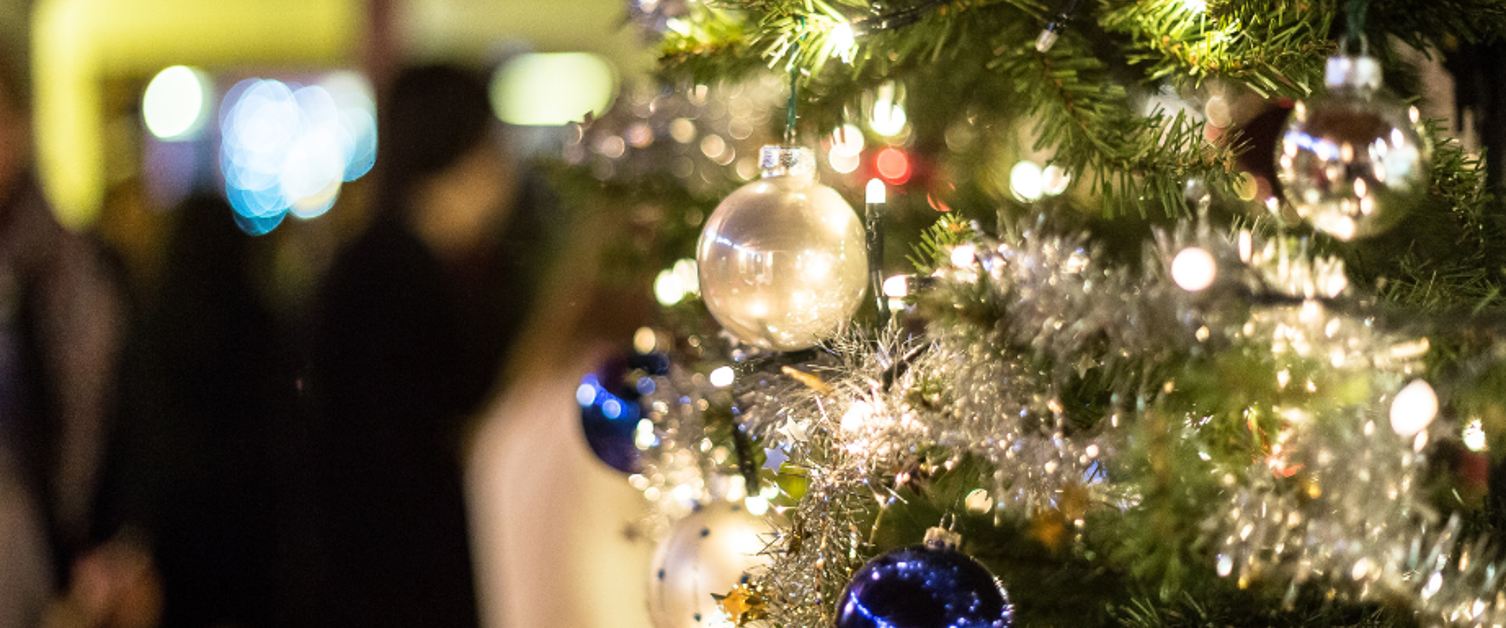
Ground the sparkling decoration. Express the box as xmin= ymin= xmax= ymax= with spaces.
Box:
xmin=578 ymin=350 xmax=671 ymax=473
xmin=711 ymin=582 xmax=768 ymax=626
xmin=562 ymin=76 xmax=786 ymax=191
xmin=629 ymin=206 xmax=1506 ymax=628
xmin=648 ymin=501 xmax=772 ymax=628
xmin=1276 ymin=53 xmax=1427 ymax=240
xmin=835 ymin=527 xmax=1013 ymax=628
xmin=696 ymin=145 xmax=868 ymax=351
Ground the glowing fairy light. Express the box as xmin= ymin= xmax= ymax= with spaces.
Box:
xmin=829 ymin=21 xmax=857 ymax=63
xmin=1464 ymin=419 xmax=1488 ymax=452
xmin=869 ymin=83 xmax=907 ymax=137
xmin=882 ymin=275 xmax=909 ymax=298
xmin=709 ymin=366 xmax=735 ymax=388
xmin=1009 ymin=161 xmax=1043 ymax=201
xmin=866 ymin=178 xmax=886 ymax=204
xmin=1389 ymin=379 xmax=1438 ymax=438
xmin=831 ymin=124 xmax=865 ymax=156
xmin=1171 ymin=247 xmax=1217 ymax=292
xmin=633 ymin=327 xmax=658 ymax=354
xmin=654 ymin=268 xmax=687 ymax=306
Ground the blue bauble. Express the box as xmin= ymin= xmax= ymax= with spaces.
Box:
xmin=835 ymin=543 xmax=1013 ymax=628
xmin=578 ymin=351 xmax=669 ymax=473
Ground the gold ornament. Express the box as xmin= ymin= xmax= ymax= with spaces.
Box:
xmin=712 ymin=583 xmax=768 ymax=626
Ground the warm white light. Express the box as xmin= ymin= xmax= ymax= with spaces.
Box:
xmin=964 ymin=488 xmax=994 ymax=513
xmin=1464 ymin=419 xmax=1488 ymax=452
xmin=1041 ymin=165 xmax=1070 ymax=196
xmin=950 ymin=243 xmax=978 ymax=267
xmin=1009 ymin=161 xmax=1044 ymax=201
xmin=828 ymin=150 xmax=860 ymax=173
xmin=143 ymin=65 xmax=210 ymax=140
xmin=633 ymin=327 xmax=658 ymax=354
xmin=1389 ymin=379 xmax=1438 ymax=438
xmin=869 ymin=83 xmax=907 ymax=137
xmin=841 ymin=401 xmax=874 ymax=433
xmin=883 ymin=275 xmax=909 ymax=298
xmin=490 ymin=53 xmax=618 ymax=126
xmin=866 ymin=178 xmax=886 ymax=204
xmin=634 ymin=419 xmax=657 ymax=450
xmin=829 ymin=22 xmax=857 ymax=62
xmin=1171 ymin=247 xmax=1217 ymax=292
xmin=709 ymin=366 xmax=736 ymax=388
xmin=654 ymin=268 xmax=686 ymax=306
xmin=744 ymin=495 xmax=770 ymax=516
xmin=832 ymin=124 xmax=865 ymax=156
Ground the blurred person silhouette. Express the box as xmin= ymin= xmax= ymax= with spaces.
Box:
xmin=307 ymin=63 xmax=548 ymax=627
xmin=92 ymin=191 xmax=299 ymax=628
xmin=0 ymin=50 xmax=130 ymax=627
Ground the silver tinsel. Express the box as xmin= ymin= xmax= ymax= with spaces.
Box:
xmin=627 ymin=213 xmax=1506 ymax=627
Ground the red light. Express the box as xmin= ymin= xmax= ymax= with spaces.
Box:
xmin=874 ymin=147 xmax=910 ymax=184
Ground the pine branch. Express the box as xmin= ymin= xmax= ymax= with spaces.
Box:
xmin=992 ymin=34 xmax=1243 ymax=216
xmin=1101 ymin=0 xmax=1333 ymax=98
xmin=1343 ymin=123 xmax=1506 ymax=311
xmin=1368 ymin=0 xmax=1506 ymax=51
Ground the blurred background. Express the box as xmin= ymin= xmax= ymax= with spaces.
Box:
xmin=0 ymin=2 xmax=669 ymax=628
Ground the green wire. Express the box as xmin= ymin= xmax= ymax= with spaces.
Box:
xmin=1346 ymin=0 xmax=1369 ymax=51
xmin=785 ymin=16 xmax=805 ymax=145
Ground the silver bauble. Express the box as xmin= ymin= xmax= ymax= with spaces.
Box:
xmin=696 ymin=146 xmax=867 ymax=351
xmin=1276 ymin=54 xmax=1427 ymax=240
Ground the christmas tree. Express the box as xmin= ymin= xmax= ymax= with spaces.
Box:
xmin=564 ymin=0 xmax=1506 ymax=626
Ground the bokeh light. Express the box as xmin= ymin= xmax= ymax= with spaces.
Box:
xmin=1171 ymin=247 xmax=1217 ymax=292
xmin=875 ymin=147 xmax=910 ymax=184
xmin=142 ymin=66 xmax=211 ymax=141
xmin=490 ymin=53 xmax=618 ymax=126
xmin=1009 ymin=161 xmax=1043 ymax=201
xmin=218 ymin=74 xmax=377 ymax=234
xmin=869 ymin=83 xmax=908 ymax=137
xmin=1389 ymin=379 xmax=1438 ymax=438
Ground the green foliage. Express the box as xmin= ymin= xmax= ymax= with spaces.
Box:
xmin=1343 ymin=123 xmax=1504 ymax=311
xmin=1103 ymin=0 xmax=1332 ymax=98
xmin=907 ymin=211 xmax=975 ymax=273
xmin=571 ymin=1 xmax=1506 ymax=624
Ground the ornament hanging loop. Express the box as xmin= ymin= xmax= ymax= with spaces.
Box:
xmin=924 ymin=523 xmax=963 ymax=551
xmin=784 ymin=17 xmax=805 ymax=144
xmin=1344 ymin=0 xmax=1370 ymax=48
xmin=1337 ymin=32 xmax=1370 ymax=58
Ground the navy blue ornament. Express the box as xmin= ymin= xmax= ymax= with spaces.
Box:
xmin=578 ymin=351 xmax=670 ymax=473
xmin=836 ymin=528 xmax=1014 ymax=628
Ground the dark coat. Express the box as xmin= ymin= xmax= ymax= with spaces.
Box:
xmin=306 ymin=179 xmax=546 ymax=627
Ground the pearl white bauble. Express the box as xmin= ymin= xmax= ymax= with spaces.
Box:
xmin=646 ymin=501 xmax=771 ymax=628
xmin=696 ymin=146 xmax=867 ymax=351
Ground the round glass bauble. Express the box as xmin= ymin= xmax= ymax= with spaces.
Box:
xmin=835 ymin=542 xmax=1014 ymax=628
xmin=577 ymin=350 xmax=669 ymax=473
xmin=647 ymin=501 xmax=771 ymax=628
xmin=696 ymin=146 xmax=867 ymax=351
xmin=1276 ymin=54 xmax=1427 ymax=240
